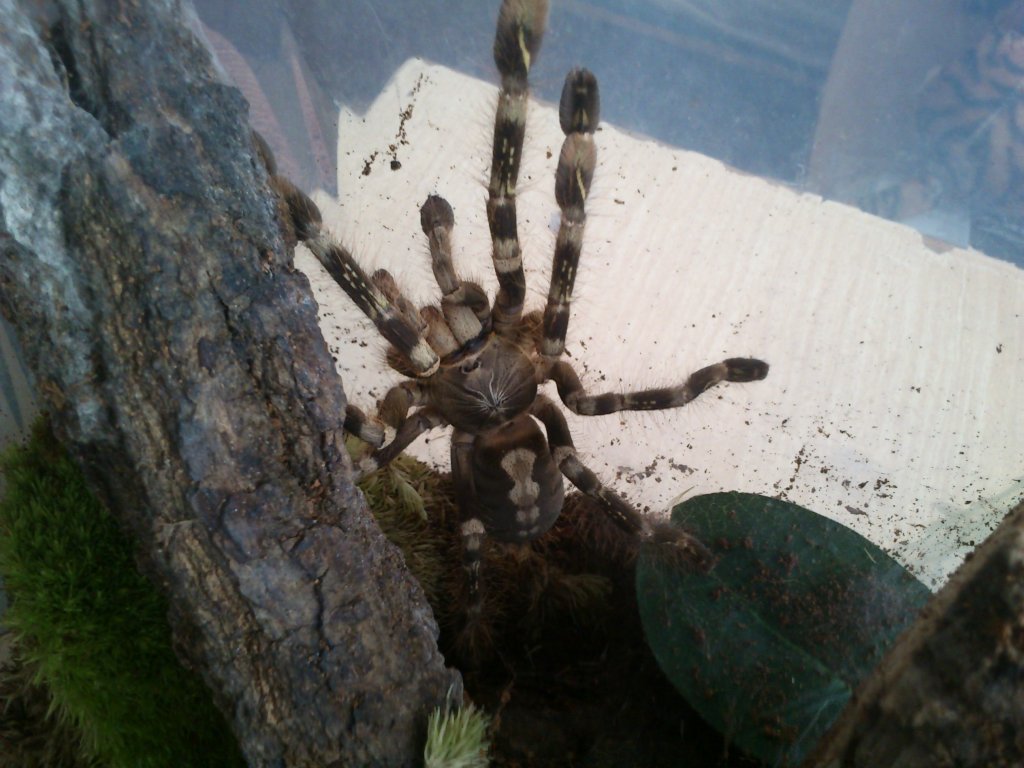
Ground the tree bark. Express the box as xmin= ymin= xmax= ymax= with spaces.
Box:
xmin=0 ymin=1 xmax=460 ymax=766
xmin=804 ymin=499 xmax=1024 ymax=768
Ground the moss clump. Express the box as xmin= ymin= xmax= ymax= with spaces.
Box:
xmin=0 ymin=421 xmax=245 ymax=768
xmin=353 ymin=439 xmax=460 ymax=623
xmin=349 ymin=437 xmax=619 ymax=667
xmin=424 ymin=703 xmax=491 ymax=768
xmin=0 ymin=637 xmax=101 ymax=768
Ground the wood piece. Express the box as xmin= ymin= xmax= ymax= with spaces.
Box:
xmin=0 ymin=2 xmax=459 ymax=765
xmin=804 ymin=499 xmax=1024 ymax=767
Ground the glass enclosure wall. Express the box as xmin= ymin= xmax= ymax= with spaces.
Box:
xmin=192 ymin=0 xmax=1024 ymax=267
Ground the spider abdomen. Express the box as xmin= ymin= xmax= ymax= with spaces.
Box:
xmin=469 ymin=415 xmax=564 ymax=542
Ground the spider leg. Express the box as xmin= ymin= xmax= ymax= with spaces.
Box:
xmin=452 ymin=429 xmax=487 ymax=620
xmin=420 ymin=305 xmax=460 ymax=358
xmin=356 ymin=407 xmax=445 ymax=478
xmin=541 ymin=68 xmax=599 ymax=358
xmin=420 ymin=196 xmax=491 ymax=344
xmin=370 ymin=268 xmax=455 ymax=374
xmin=377 ymin=380 xmax=427 ymax=429
xmin=529 ymin=395 xmax=643 ymax=533
xmin=487 ymin=0 xmax=549 ymax=335
xmin=544 ymin=357 xmax=769 ymax=416
xmin=530 ymin=396 xmax=714 ymax=568
xmin=371 ymin=269 xmax=426 ymax=335
xmin=273 ymin=175 xmax=439 ymax=376
xmin=343 ymin=403 xmax=384 ymax=448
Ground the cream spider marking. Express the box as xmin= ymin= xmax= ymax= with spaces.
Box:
xmin=266 ymin=0 xmax=768 ymax=632
xmin=501 ymin=448 xmax=542 ymax=534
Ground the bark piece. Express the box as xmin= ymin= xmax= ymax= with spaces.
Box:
xmin=805 ymin=499 xmax=1024 ymax=767
xmin=0 ymin=1 xmax=460 ymax=765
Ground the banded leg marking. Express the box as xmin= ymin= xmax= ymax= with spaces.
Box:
xmin=420 ymin=305 xmax=459 ymax=358
xmin=542 ymin=69 xmax=599 ymax=358
xmin=343 ymin=404 xmax=384 ymax=448
xmin=276 ymin=178 xmax=439 ymax=376
xmin=488 ymin=0 xmax=549 ymax=334
xmin=420 ymin=195 xmax=486 ymax=344
xmin=358 ymin=407 xmax=445 ymax=477
xmin=529 ymin=395 xmax=646 ymax=535
xmin=531 ymin=396 xmax=714 ymax=568
xmin=452 ymin=430 xmax=486 ymax=618
xmin=371 ymin=269 xmax=426 ymax=335
xmin=545 ymin=358 xmax=769 ymax=416
xmin=312 ymin=240 xmax=439 ymax=376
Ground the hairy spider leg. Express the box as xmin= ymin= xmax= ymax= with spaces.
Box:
xmin=487 ymin=0 xmax=549 ymax=335
xmin=541 ymin=68 xmax=599 ymax=358
xmin=357 ymin=407 xmax=446 ymax=478
xmin=342 ymin=404 xmax=384 ymax=448
xmin=420 ymin=305 xmax=460 ymax=358
xmin=371 ymin=269 xmax=427 ymax=335
xmin=529 ymin=396 xmax=641 ymax=531
xmin=273 ymin=175 xmax=440 ymax=377
xmin=419 ymin=196 xmax=491 ymax=344
xmin=544 ymin=357 xmax=769 ymax=416
xmin=451 ymin=430 xmax=487 ymax=618
xmin=530 ymin=395 xmax=715 ymax=567
xmin=378 ymin=381 xmax=427 ymax=429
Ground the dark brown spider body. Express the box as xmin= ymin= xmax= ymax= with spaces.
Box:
xmin=458 ymin=414 xmax=565 ymax=543
xmin=268 ymin=0 xmax=768 ymax=625
xmin=428 ymin=335 xmax=538 ymax=434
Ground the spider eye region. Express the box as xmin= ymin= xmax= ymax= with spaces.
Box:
xmin=432 ymin=338 xmax=537 ymax=432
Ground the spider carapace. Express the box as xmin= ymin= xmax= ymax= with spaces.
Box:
xmin=269 ymin=0 xmax=768 ymax=621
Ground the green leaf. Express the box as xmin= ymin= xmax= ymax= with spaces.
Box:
xmin=636 ymin=492 xmax=931 ymax=766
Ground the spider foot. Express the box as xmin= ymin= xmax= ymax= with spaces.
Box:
xmin=642 ymin=521 xmax=717 ymax=573
xmin=724 ymin=357 xmax=770 ymax=382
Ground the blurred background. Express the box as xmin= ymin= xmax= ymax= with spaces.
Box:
xmin=5 ymin=0 xmax=1024 ymax=450
xmin=191 ymin=0 xmax=1024 ymax=266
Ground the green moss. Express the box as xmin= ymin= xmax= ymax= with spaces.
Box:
xmin=0 ymin=421 xmax=245 ymax=768
xmin=424 ymin=703 xmax=490 ymax=768
xmin=351 ymin=437 xmax=461 ymax=618
xmin=0 ymin=638 xmax=101 ymax=768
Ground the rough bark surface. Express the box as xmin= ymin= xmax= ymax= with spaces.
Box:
xmin=0 ymin=1 xmax=460 ymax=765
xmin=805 ymin=499 xmax=1024 ymax=768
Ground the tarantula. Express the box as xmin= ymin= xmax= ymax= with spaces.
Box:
xmin=270 ymin=0 xmax=768 ymax=619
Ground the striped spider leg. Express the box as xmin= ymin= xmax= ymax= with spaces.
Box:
xmin=529 ymin=61 xmax=769 ymax=562
xmin=268 ymin=0 xmax=769 ymax=643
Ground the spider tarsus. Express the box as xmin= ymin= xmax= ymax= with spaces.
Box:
xmin=559 ymin=68 xmax=600 ymax=135
xmin=725 ymin=357 xmax=770 ymax=382
xmin=343 ymin=404 xmax=385 ymax=448
xmin=645 ymin=520 xmax=718 ymax=573
xmin=272 ymin=174 xmax=323 ymax=243
xmin=420 ymin=194 xmax=455 ymax=233
xmin=493 ymin=0 xmax=549 ymax=86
